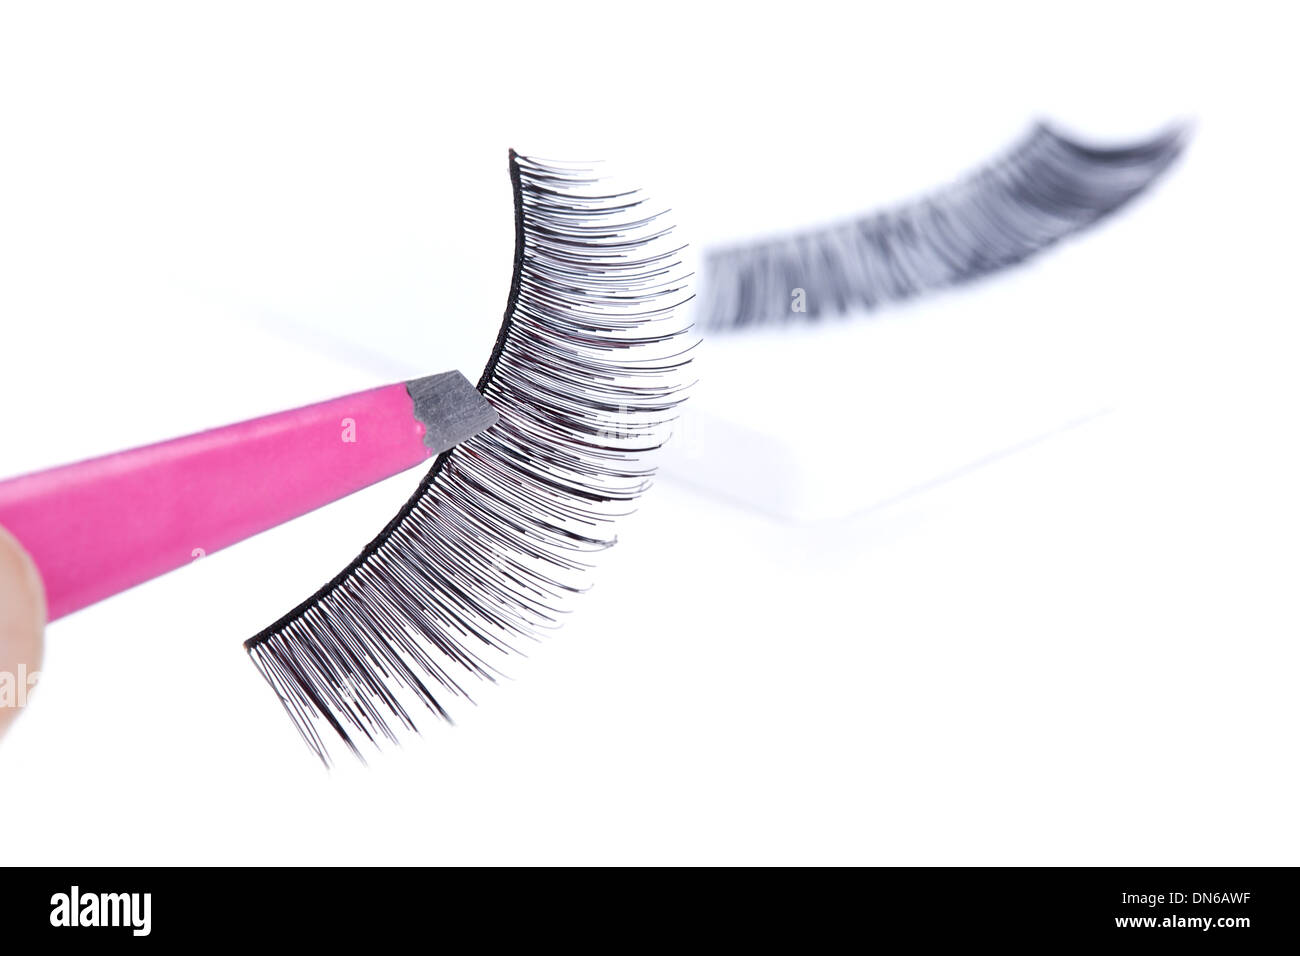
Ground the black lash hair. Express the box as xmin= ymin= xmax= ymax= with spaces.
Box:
xmin=698 ymin=122 xmax=1188 ymax=331
xmin=245 ymin=151 xmax=694 ymax=765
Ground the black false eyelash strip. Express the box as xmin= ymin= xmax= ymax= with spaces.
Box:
xmin=245 ymin=152 xmax=694 ymax=765
xmin=699 ymin=122 xmax=1188 ymax=331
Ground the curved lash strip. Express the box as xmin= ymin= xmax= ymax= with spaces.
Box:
xmin=699 ymin=121 xmax=1188 ymax=331
xmin=245 ymin=151 xmax=695 ymax=765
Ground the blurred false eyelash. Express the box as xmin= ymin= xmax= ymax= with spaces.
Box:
xmin=245 ymin=151 xmax=696 ymax=765
xmin=698 ymin=121 xmax=1189 ymax=331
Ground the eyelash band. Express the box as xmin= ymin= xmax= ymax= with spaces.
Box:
xmin=698 ymin=121 xmax=1188 ymax=331
xmin=244 ymin=151 xmax=696 ymax=765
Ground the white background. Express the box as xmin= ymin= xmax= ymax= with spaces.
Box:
xmin=1 ymin=1 xmax=1297 ymax=864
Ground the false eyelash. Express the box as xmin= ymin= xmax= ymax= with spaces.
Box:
xmin=245 ymin=151 xmax=695 ymax=765
xmin=698 ymin=122 xmax=1188 ymax=331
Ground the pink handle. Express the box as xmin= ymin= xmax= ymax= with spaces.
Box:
xmin=0 ymin=383 xmax=431 ymax=620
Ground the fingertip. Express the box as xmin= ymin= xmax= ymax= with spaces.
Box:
xmin=0 ymin=524 xmax=47 ymax=737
